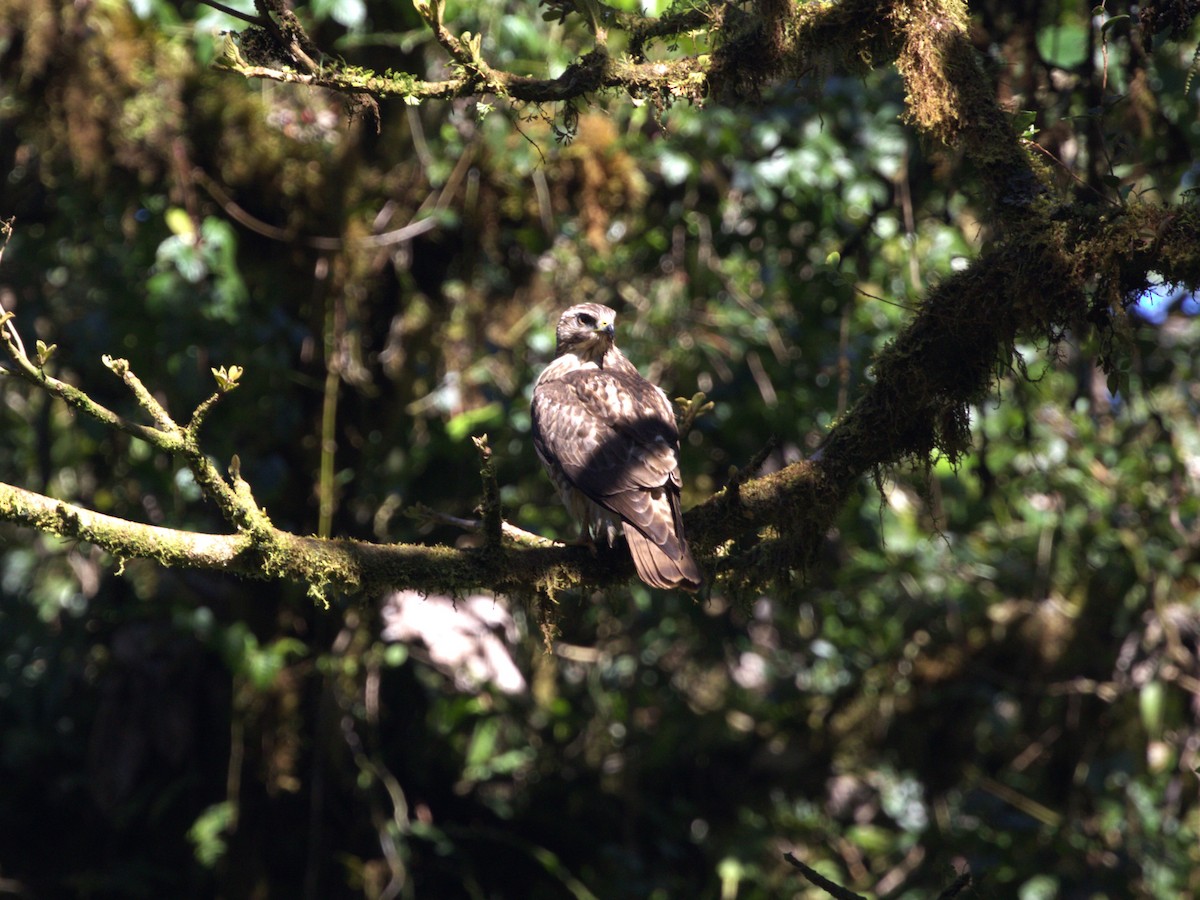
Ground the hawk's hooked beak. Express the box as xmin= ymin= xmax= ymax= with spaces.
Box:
xmin=596 ymin=321 xmax=614 ymax=338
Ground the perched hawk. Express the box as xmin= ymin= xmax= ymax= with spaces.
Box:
xmin=531 ymin=303 xmax=704 ymax=591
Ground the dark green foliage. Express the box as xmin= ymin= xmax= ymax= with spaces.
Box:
xmin=1 ymin=0 xmax=1200 ymax=897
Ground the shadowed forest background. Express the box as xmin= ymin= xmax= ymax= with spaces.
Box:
xmin=2 ymin=0 xmax=1200 ymax=897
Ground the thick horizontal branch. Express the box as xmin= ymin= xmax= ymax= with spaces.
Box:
xmin=0 ymin=481 xmax=252 ymax=571
xmin=0 ymin=479 xmax=649 ymax=599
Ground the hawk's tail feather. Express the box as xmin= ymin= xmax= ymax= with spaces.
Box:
xmin=624 ymin=526 xmax=704 ymax=592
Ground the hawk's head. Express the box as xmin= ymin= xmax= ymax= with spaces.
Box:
xmin=554 ymin=303 xmax=617 ymax=361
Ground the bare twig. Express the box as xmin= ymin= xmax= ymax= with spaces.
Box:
xmin=252 ymin=0 xmax=320 ymax=73
xmin=782 ymin=852 xmax=867 ymax=900
xmin=936 ymin=871 xmax=975 ymax=899
xmin=784 ymin=850 xmax=974 ymax=900
xmin=192 ymin=167 xmax=440 ymax=250
xmin=0 ymin=218 xmax=28 ymax=363
xmin=1 ymin=331 xmax=174 ymax=448
xmin=472 ymin=435 xmax=503 ymax=551
xmin=101 ymin=355 xmax=176 ymax=433
xmin=408 ymin=503 xmax=562 ymax=549
xmin=93 ymin=356 xmax=273 ymax=539
xmin=197 ymin=0 xmax=268 ymax=28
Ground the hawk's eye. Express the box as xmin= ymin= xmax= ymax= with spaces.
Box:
xmin=577 ymin=313 xmax=596 ymax=327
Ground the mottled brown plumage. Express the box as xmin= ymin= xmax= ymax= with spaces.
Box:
xmin=531 ymin=304 xmax=703 ymax=591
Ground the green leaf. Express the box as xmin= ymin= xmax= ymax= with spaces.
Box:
xmin=34 ymin=340 xmax=56 ymax=367
xmin=1011 ymin=109 xmax=1038 ymax=136
xmin=1037 ymin=24 xmax=1089 ymax=69
xmin=847 ymin=823 xmax=895 ymax=853
xmin=211 ymin=364 xmax=244 ymax=392
xmin=1100 ymin=15 xmax=1130 ymax=40
xmin=1139 ymin=680 xmax=1165 ymax=738
xmin=187 ymin=802 xmax=234 ymax=868
xmin=165 ymin=206 xmax=195 ymax=238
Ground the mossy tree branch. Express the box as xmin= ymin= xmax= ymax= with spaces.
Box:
xmin=200 ymin=0 xmax=925 ymax=107
xmin=1 ymin=318 xmax=273 ymax=541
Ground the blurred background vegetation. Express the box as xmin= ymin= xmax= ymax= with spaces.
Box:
xmin=1 ymin=0 xmax=1199 ymax=896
